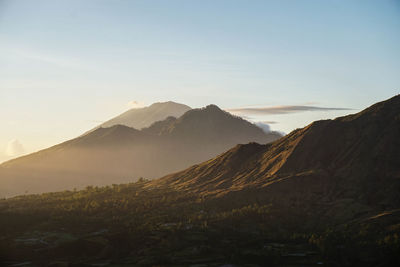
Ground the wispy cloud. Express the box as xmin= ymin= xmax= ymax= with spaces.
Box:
xmin=0 ymin=42 xmax=99 ymax=72
xmin=228 ymin=105 xmax=352 ymax=115
xmin=14 ymin=48 xmax=95 ymax=71
xmin=5 ymin=139 xmax=25 ymax=157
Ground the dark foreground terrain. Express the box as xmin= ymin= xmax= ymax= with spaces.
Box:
xmin=1 ymin=95 xmax=400 ymax=266
xmin=0 ymin=182 xmax=399 ymax=266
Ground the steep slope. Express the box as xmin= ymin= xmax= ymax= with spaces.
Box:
xmin=154 ymin=95 xmax=400 ymax=220
xmin=0 ymin=105 xmax=282 ymax=197
xmin=141 ymin=116 xmax=177 ymax=135
xmin=161 ymin=105 xmax=282 ymax=162
xmin=92 ymin=101 xmax=191 ymax=131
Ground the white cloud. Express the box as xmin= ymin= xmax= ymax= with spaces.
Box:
xmin=128 ymin=100 xmax=146 ymax=109
xmin=255 ymin=122 xmax=271 ymax=133
xmin=5 ymin=139 xmax=25 ymax=157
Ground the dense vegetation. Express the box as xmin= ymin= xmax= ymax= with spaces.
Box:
xmin=1 ymin=180 xmax=399 ymax=266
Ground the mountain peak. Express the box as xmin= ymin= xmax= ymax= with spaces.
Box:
xmin=203 ymin=104 xmax=222 ymax=111
xmin=149 ymin=101 xmax=190 ymax=108
xmin=159 ymin=104 xmax=281 ymax=145
xmin=337 ymin=94 xmax=400 ymax=122
xmin=99 ymin=124 xmax=138 ymax=132
xmin=90 ymin=101 xmax=191 ymax=131
xmin=76 ymin=124 xmax=145 ymax=146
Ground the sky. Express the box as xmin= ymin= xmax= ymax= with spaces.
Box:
xmin=0 ymin=0 xmax=399 ymax=163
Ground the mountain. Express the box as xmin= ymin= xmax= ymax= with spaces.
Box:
xmin=154 ymin=95 xmax=400 ymax=222
xmin=1 ymin=96 xmax=399 ymax=266
xmin=92 ymin=101 xmax=191 ymax=131
xmin=0 ymin=105 xmax=282 ymax=197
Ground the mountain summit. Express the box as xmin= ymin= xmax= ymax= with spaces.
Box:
xmin=93 ymin=101 xmax=191 ymax=131
xmin=153 ymin=104 xmax=277 ymax=143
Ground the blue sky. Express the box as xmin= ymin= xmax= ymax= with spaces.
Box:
xmin=0 ymin=0 xmax=399 ymax=162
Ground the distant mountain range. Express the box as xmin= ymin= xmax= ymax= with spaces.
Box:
xmin=0 ymin=102 xmax=282 ymax=197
